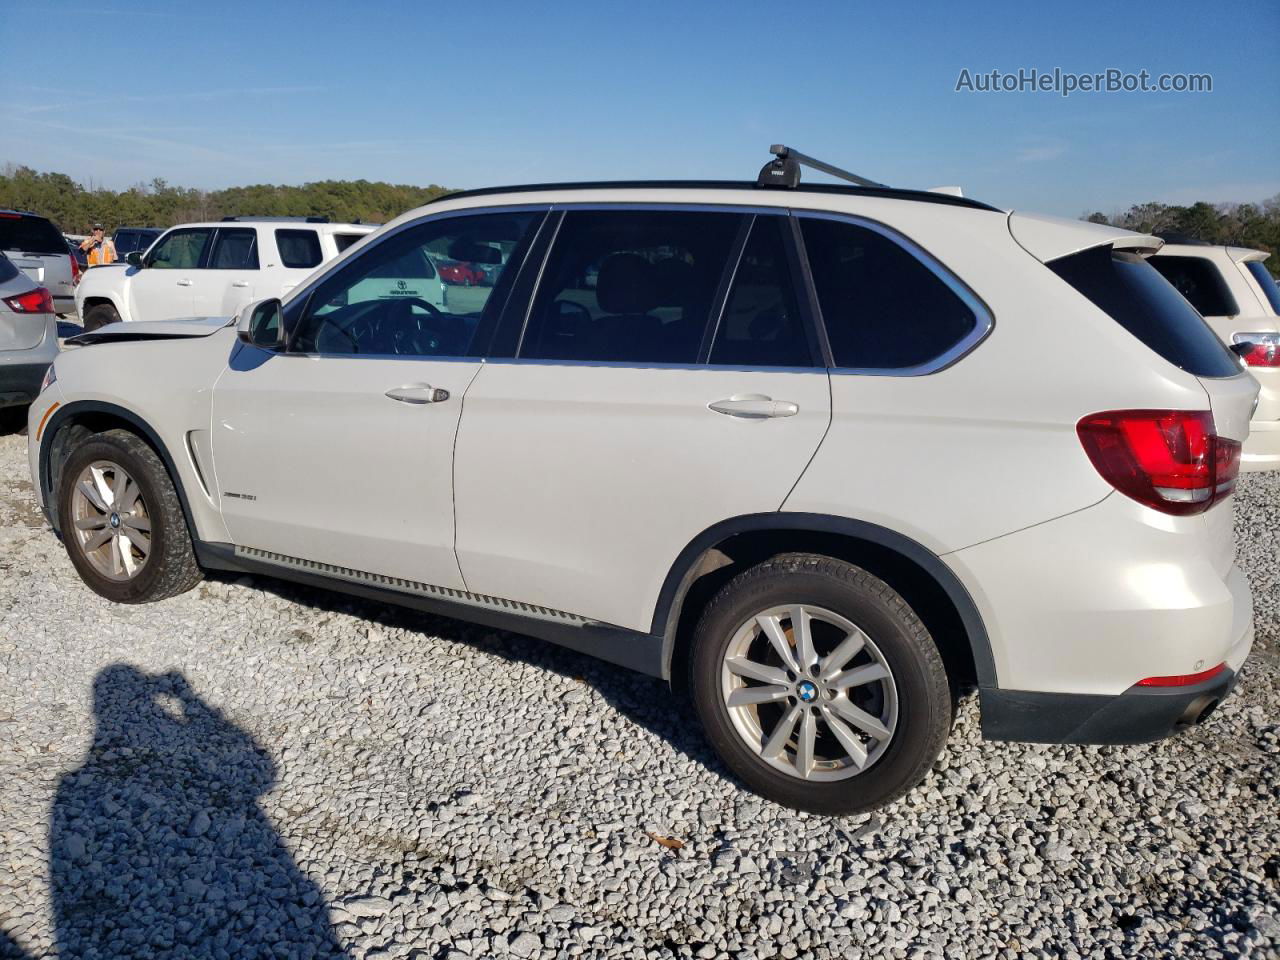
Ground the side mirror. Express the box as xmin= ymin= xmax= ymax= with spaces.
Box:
xmin=126 ymin=251 xmax=143 ymax=267
xmin=236 ymin=298 xmax=285 ymax=349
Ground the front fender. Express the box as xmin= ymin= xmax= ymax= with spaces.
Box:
xmin=75 ymin=267 xmax=133 ymax=322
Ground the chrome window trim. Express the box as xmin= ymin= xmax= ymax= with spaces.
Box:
xmin=793 ymin=209 xmax=995 ymax=377
xmin=279 ymin=202 xmax=552 ymax=361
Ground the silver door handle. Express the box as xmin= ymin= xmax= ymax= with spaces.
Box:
xmin=385 ymin=384 xmax=450 ymax=405
xmin=176 ymin=279 xmax=193 ymax=286
xmin=708 ymin=395 xmax=799 ymax=419
xmin=231 ymin=281 xmax=249 ymax=288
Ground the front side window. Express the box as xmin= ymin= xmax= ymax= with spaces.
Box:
xmin=801 ymin=217 xmax=979 ymax=370
xmin=209 ymin=228 xmax=259 ymax=270
xmin=1245 ymin=260 xmax=1280 ymax=315
xmin=276 ymin=229 xmax=322 ymax=269
xmin=147 ymin=228 xmax=213 ymax=270
xmin=290 ymin=211 xmax=538 ymax=357
xmin=520 ymin=209 xmax=742 ymax=364
xmin=1148 ymin=255 xmax=1238 ymax=317
xmin=709 ymin=216 xmax=812 ymax=367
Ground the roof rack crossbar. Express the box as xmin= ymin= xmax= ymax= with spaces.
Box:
xmin=759 ymin=144 xmax=887 ymax=190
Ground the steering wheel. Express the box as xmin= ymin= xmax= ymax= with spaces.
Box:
xmin=386 ymin=297 xmax=461 ymax=355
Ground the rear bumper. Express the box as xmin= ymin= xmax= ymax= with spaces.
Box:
xmin=982 ymin=618 xmax=1253 ymax=744
xmin=0 ymin=322 xmax=57 ymax=408
xmin=1241 ymin=418 xmax=1280 ymax=472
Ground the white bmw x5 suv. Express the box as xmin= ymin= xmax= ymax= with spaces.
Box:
xmin=27 ymin=159 xmax=1257 ymax=813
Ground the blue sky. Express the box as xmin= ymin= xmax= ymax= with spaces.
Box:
xmin=2 ymin=0 xmax=1277 ymax=217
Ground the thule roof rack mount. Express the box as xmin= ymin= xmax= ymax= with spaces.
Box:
xmin=757 ymin=144 xmax=887 ymax=190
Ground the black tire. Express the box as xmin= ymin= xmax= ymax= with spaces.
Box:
xmin=82 ymin=303 xmax=120 ymax=332
xmin=57 ymin=429 xmax=202 ymax=603
xmin=690 ymin=553 xmax=952 ymax=815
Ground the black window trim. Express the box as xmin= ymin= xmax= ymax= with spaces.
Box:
xmin=502 ymin=201 xmax=829 ymax=372
xmin=794 ymin=210 xmax=996 ymax=376
xmin=278 ymin=204 xmax=551 ymax=361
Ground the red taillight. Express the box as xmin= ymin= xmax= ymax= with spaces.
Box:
xmin=1136 ymin=662 xmax=1226 ymax=687
xmin=69 ymin=253 xmax=81 ymax=284
xmin=1077 ymin=409 xmax=1240 ymax=516
xmin=2 ymin=287 xmax=54 ymax=313
xmin=1232 ymin=332 xmax=1280 ymax=367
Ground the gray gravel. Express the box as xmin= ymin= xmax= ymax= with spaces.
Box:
xmin=0 ymin=424 xmax=1276 ymax=960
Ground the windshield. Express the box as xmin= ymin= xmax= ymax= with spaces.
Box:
xmin=1245 ymin=260 xmax=1280 ymax=315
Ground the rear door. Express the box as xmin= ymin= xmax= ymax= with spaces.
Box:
xmin=453 ymin=207 xmax=832 ymax=632
xmin=130 ymin=227 xmax=213 ymax=320
xmin=192 ymin=226 xmax=259 ymax=316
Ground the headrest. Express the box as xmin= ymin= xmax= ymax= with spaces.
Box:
xmin=650 ymin=257 xmax=695 ymax=306
xmin=597 ymin=253 xmax=654 ymax=314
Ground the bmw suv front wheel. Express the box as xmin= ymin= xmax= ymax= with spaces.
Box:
xmin=690 ymin=553 xmax=952 ymax=814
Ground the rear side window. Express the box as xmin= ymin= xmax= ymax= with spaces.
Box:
xmin=1148 ymin=255 xmax=1238 ymax=317
xmin=1245 ymin=260 xmax=1280 ymax=315
xmin=276 ymin=229 xmax=322 ymax=269
xmin=800 ymin=217 xmax=980 ymax=370
xmin=709 ymin=216 xmax=813 ymax=367
xmin=1050 ymin=246 xmax=1240 ymax=378
xmin=521 ymin=209 xmax=742 ymax=364
xmin=209 ymin=228 xmax=259 ymax=269
xmin=0 ymin=214 xmax=65 ymax=255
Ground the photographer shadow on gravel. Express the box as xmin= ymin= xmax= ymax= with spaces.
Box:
xmin=49 ymin=665 xmax=348 ymax=959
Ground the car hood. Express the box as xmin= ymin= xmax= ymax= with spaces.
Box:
xmin=66 ymin=316 xmax=232 ymax=345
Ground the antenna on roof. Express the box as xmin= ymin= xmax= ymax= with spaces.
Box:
xmin=756 ymin=144 xmax=887 ymax=190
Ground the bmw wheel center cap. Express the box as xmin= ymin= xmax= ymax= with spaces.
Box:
xmin=797 ymin=680 xmax=818 ymax=703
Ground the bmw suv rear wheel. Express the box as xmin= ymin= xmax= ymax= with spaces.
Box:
xmin=691 ymin=553 xmax=952 ymax=814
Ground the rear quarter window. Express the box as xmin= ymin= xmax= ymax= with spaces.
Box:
xmin=333 ymin=232 xmax=366 ymax=254
xmin=1148 ymin=255 xmax=1239 ymax=317
xmin=276 ymin=229 xmax=323 ymax=269
xmin=799 ymin=217 xmax=983 ymax=370
xmin=0 ymin=214 xmax=66 ymax=255
xmin=1050 ymin=246 xmax=1240 ymax=378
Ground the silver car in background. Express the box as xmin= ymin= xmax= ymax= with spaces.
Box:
xmin=0 ymin=209 xmax=76 ymax=315
xmin=0 ymin=252 xmax=59 ymax=412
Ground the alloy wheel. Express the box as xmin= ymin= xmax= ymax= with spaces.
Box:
xmin=719 ymin=604 xmax=898 ymax=781
xmin=69 ymin=460 xmax=152 ymax=581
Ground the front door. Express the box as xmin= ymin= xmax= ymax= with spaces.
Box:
xmin=130 ymin=227 xmax=213 ymax=320
xmin=210 ymin=209 xmax=544 ymax=589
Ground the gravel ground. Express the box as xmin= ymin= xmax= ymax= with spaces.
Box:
xmin=0 ymin=423 xmax=1276 ymax=960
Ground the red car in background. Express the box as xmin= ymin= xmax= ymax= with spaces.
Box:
xmin=437 ymin=260 xmax=485 ymax=286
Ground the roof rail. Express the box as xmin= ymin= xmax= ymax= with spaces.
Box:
xmin=757 ymin=144 xmax=887 ymax=190
xmin=220 ymin=215 xmax=330 ymax=223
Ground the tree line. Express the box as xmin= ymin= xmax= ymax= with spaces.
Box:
xmin=2 ymin=164 xmax=1278 ymax=276
xmin=0 ymin=164 xmax=453 ymax=233
xmin=1085 ymin=197 xmax=1280 ymax=275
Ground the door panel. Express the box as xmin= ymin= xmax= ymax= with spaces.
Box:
xmin=453 ymin=363 xmax=831 ymax=631
xmin=131 ymin=228 xmax=212 ymax=321
xmin=211 ymin=353 xmax=479 ymax=588
xmin=453 ymin=207 xmax=830 ymax=632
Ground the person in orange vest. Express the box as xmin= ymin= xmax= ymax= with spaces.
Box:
xmin=80 ymin=224 xmax=117 ymax=266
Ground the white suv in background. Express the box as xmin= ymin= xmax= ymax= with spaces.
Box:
xmin=74 ymin=217 xmax=379 ymax=330
xmin=1151 ymin=240 xmax=1280 ymax=471
xmin=27 ymin=159 xmax=1257 ymax=813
